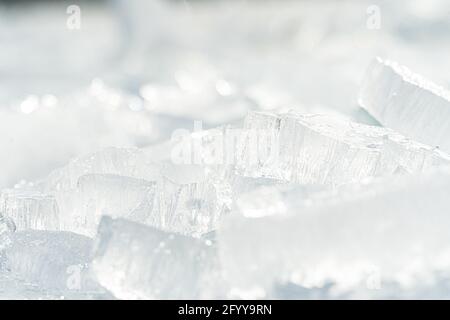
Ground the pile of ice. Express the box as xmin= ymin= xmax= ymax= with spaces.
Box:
xmin=1 ymin=56 xmax=450 ymax=299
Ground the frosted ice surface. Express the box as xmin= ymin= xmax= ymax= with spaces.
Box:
xmin=92 ymin=217 xmax=216 ymax=299
xmin=218 ymin=167 xmax=450 ymax=298
xmin=5 ymin=147 xmax=162 ymax=236
xmin=238 ymin=111 xmax=450 ymax=186
xmin=0 ymin=271 xmax=111 ymax=300
xmin=1 ymin=230 xmax=98 ymax=292
xmin=0 ymin=188 xmax=59 ymax=231
xmin=234 ymin=184 xmax=330 ymax=218
xmin=0 ymin=214 xmax=16 ymax=236
xmin=359 ymin=57 xmax=450 ymax=153
xmin=0 ymin=174 xmax=158 ymax=237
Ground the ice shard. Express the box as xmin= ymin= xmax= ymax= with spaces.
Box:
xmin=238 ymin=111 xmax=450 ymax=186
xmin=1 ymin=230 xmax=99 ymax=292
xmin=92 ymin=217 xmax=216 ymax=299
xmin=218 ymin=167 xmax=450 ymax=297
xmin=359 ymin=57 xmax=450 ymax=152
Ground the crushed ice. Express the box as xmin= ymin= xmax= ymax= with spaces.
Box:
xmin=1 ymin=0 xmax=450 ymax=299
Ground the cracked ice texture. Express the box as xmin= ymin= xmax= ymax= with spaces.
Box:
xmin=92 ymin=217 xmax=215 ymax=299
xmin=359 ymin=58 xmax=450 ymax=153
xmin=48 ymin=148 xmax=230 ymax=236
xmin=136 ymin=163 xmax=231 ymax=236
xmin=218 ymin=167 xmax=450 ymax=297
xmin=1 ymin=146 xmax=230 ymax=237
xmin=1 ymin=230 xmax=95 ymax=291
xmin=0 ymin=189 xmax=59 ymax=231
xmin=4 ymin=147 xmax=160 ymax=236
xmin=238 ymin=111 xmax=450 ymax=186
xmin=57 ymin=174 xmax=157 ymax=237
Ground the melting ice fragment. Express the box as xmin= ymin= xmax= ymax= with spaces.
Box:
xmin=359 ymin=57 xmax=450 ymax=152
xmin=92 ymin=217 xmax=216 ymax=299
xmin=238 ymin=111 xmax=450 ymax=186
xmin=218 ymin=167 xmax=450 ymax=298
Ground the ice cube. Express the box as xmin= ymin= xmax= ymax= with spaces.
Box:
xmin=238 ymin=111 xmax=450 ymax=186
xmin=359 ymin=58 xmax=450 ymax=152
xmin=218 ymin=167 xmax=450 ymax=297
xmin=92 ymin=216 xmax=216 ymax=299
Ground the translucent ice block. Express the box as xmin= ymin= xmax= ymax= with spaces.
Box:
xmin=218 ymin=167 xmax=450 ymax=297
xmin=77 ymin=174 xmax=156 ymax=218
xmin=1 ymin=230 xmax=98 ymax=291
xmin=55 ymin=174 xmax=157 ymax=237
xmin=0 ymin=188 xmax=59 ymax=231
xmin=238 ymin=111 xmax=450 ymax=186
xmin=1 ymin=174 xmax=157 ymax=237
xmin=359 ymin=58 xmax=450 ymax=152
xmin=0 ymin=214 xmax=16 ymax=236
xmin=92 ymin=217 xmax=216 ymax=299
xmin=128 ymin=163 xmax=232 ymax=236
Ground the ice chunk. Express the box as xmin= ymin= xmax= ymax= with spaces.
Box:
xmin=92 ymin=217 xmax=216 ymax=299
xmin=77 ymin=174 xmax=156 ymax=219
xmin=55 ymin=174 xmax=157 ymax=237
xmin=0 ymin=188 xmax=59 ymax=231
xmin=0 ymin=271 xmax=112 ymax=300
xmin=0 ymin=214 xmax=16 ymax=235
xmin=1 ymin=230 xmax=99 ymax=292
xmin=359 ymin=58 xmax=450 ymax=152
xmin=0 ymin=174 xmax=157 ymax=237
xmin=238 ymin=111 xmax=450 ymax=186
xmin=131 ymin=163 xmax=231 ymax=236
xmin=218 ymin=167 xmax=450 ymax=297
xmin=0 ymin=214 xmax=16 ymax=254
xmin=4 ymin=147 xmax=230 ymax=236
